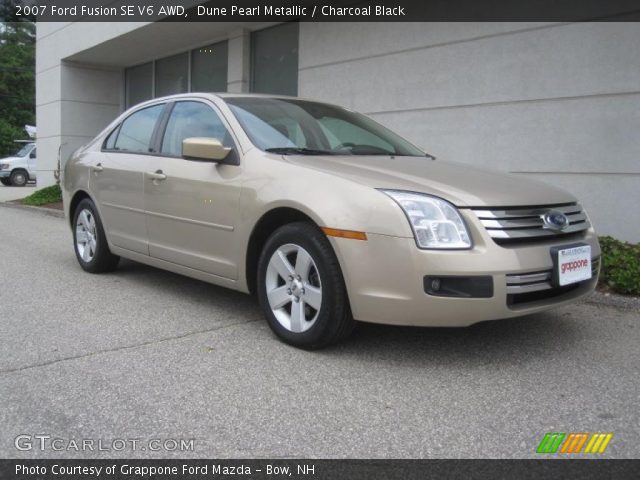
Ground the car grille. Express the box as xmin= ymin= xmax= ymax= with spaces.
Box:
xmin=506 ymin=257 xmax=599 ymax=306
xmin=471 ymin=203 xmax=590 ymax=245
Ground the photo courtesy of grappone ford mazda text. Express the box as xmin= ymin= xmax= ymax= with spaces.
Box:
xmin=63 ymin=94 xmax=600 ymax=349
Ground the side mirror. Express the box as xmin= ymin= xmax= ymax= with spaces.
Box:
xmin=182 ymin=137 xmax=231 ymax=162
xmin=30 ymin=151 xmax=36 ymax=159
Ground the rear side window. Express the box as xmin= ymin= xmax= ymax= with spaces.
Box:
xmin=114 ymin=104 xmax=164 ymax=153
xmin=161 ymin=101 xmax=233 ymax=157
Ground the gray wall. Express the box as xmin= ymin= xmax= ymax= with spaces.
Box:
xmin=299 ymin=22 xmax=640 ymax=241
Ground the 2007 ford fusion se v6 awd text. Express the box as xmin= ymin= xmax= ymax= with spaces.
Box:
xmin=62 ymin=94 xmax=599 ymax=348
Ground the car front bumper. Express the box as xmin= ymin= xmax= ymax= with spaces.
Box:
xmin=0 ymin=171 xmax=10 ymax=178
xmin=329 ymin=212 xmax=600 ymax=327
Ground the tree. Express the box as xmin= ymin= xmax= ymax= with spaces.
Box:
xmin=0 ymin=0 xmax=35 ymax=157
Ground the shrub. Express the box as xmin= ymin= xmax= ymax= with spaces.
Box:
xmin=21 ymin=184 xmax=62 ymax=206
xmin=598 ymin=236 xmax=640 ymax=296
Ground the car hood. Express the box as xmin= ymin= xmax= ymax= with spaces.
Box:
xmin=288 ymin=155 xmax=575 ymax=207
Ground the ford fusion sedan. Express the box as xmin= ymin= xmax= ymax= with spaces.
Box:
xmin=62 ymin=94 xmax=599 ymax=349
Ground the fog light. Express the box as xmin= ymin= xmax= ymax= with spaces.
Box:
xmin=424 ymin=276 xmax=494 ymax=298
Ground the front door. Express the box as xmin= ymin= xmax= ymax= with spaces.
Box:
xmin=144 ymin=100 xmax=242 ymax=279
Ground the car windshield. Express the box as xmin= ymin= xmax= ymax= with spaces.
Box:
xmin=14 ymin=144 xmax=33 ymax=157
xmin=225 ymin=97 xmax=425 ymax=157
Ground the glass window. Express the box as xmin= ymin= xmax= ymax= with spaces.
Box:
xmin=155 ymin=52 xmax=188 ymax=97
xmin=191 ymin=41 xmax=228 ymax=92
xmin=161 ymin=101 xmax=233 ymax=157
xmin=125 ymin=62 xmax=152 ymax=108
xmin=251 ymin=23 xmax=299 ymax=96
xmin=104 ymin=126 xmax=119 ymax=150
xmin=226 ymin=97 xmax=424 ymax=157
xmin=114 ymin=104 xmax=165 ymax=153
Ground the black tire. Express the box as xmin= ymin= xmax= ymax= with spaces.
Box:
xmin=257 ymin=222 xmax=355 ymax=349
xmin=0 ymin=178 xmax=11 ymax=186
xmin=72 ymin=198 xmax=119 ymax=273
xmin=9 ymin=170 xmax=28 ymax=187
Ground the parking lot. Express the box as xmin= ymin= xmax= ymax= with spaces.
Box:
xmin=1 ymin=205 xmax=639 ymax=459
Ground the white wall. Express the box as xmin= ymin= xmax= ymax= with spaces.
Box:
xmin=299 ymin=22 xmax=640 ymax=241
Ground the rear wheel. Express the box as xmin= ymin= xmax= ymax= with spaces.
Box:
xmin=72 ymin=198 xmax=119 ymax=273
xmin=0 ymin=178 xmax=10 ymax=186
xmin=257 ymin=222 xmax=355 ymax=349
xmin=9 ymin=170 xmax=28 ymax=187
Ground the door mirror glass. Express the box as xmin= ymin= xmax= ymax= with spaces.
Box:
xmin=182 ymin=137 xmax=231 ymax=162
xmin=30 ymin=150 xmax=36 ymax=158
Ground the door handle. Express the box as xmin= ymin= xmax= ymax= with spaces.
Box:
xmin=91 ymin=163 xmax=103 ymax=173
xmin=148 ymin=170 xmax=167 ymax=181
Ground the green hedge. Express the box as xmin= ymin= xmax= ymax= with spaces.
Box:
xmin=21 ymin=184 xmax=62 ymax=206
xmin=598 ymin=236 xmax=640 ymax=296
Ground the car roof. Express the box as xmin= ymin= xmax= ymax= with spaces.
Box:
xmin=146 ymin=92 xmax=337 ymax=105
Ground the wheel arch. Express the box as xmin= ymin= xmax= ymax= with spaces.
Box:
xmin=68 ymin=189 xmax=94 ymax=228
xmin=246 ymin=207 xmax=321 ymax=295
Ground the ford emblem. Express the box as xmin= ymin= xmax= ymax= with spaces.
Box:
xmin=543 ymin=210 xmax=570 ymax=231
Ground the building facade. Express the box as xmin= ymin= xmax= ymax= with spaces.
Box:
xmin=36 ymin=21 xmax=640 ymax=240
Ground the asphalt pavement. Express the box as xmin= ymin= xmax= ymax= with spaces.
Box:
xmin=1 ymin=205 xmax=638 ymax=459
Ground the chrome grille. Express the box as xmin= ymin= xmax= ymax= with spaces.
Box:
xmin=505 ymin=256 xmax=600 ymax=295
xmin=471 ymin=203 xmax=590 ymax=243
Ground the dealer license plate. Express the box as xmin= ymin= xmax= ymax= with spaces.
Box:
xmin=555 ymin=245 xmax=592 ymax=286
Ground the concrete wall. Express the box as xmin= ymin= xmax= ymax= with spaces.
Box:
xmin=299 ymin=22 xmax=640 ymax=241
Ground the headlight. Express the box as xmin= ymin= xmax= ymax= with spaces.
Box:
xmin=381 ymin=190 xmax=472 ymax=249
xmin=0 ymin=163 xmax=9 ymax=170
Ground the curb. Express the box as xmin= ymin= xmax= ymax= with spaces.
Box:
xmin=0 ymin=200 xmax=65 ymax=219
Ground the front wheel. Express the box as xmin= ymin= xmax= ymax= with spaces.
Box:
xmin=9 ymin=170 xmax=28 ymax=187
xmin=257 ymin=222 xmax=355 ymax=349
xmin=72 ymin=198 xmax=119 ymax=273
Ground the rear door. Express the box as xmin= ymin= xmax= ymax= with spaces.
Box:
xmin=143 ymin=100 xmax=243 ymax=279
xmin=91 ymin=103 xmax=166 ymax=255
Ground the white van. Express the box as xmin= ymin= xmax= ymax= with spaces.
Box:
xmin=0 ymin=141 xmax=37 ymax=186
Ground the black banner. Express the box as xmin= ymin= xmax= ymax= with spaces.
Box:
xmin=1 ymin=459 xmax=640 ymax=480
xmin=8 ymin=0 xmax=640 ymax=22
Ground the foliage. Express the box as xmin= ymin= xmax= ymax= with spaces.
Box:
xmin=598 ymin=236 xmax=640 ymax=296
xmin=0 ymin=3 xmax=35 ymax=157
xmin=21 ymin=184 xmax=62 ymax=206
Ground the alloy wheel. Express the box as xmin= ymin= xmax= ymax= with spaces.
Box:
xmin=265 ymin=243 xmax=322 ymax=333
xmin=75 ymin=208 xmax=97 ymax=263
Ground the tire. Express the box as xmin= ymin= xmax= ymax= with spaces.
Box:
xmin=9 ymin=170 xmax=28 ymax=187
xmin=257 ymin=222 xmax=355 ymax=349
xmin=0 ymin=178 xmax=10 ymax=186
xmin=72 ymin=198 xmax=119 ymax=273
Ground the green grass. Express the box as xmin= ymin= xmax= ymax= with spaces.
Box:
xmin=21 ymin=184 xmax=62 ymax=206
xmin=598 ymin=236 xmax=640 ymax=296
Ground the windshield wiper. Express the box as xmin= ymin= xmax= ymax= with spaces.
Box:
xmin=265 ymin=147 xmax=336 ymax=155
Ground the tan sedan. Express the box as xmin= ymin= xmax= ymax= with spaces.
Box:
xmin=63 ymin=94 xmax=599 ymax=348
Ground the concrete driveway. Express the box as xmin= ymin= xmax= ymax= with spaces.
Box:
xmin=1 ymin=205 xmax=638 ymax=459
xmin=0 ymin=184 xmax=35 ymax=202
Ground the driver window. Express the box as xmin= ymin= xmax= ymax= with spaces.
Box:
xmin=161 ymin=101 xmax=233 ymax=157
